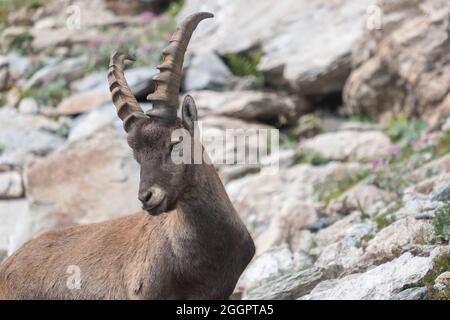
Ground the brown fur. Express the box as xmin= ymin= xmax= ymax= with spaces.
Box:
xmin=0 ymin=99 xmax=255 ymax=300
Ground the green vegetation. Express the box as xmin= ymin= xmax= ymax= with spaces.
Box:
xmin=403 ymin=254 xmax=450 ymax=299
xmin=384 ymin=114 xmax=427 ymax=146
xmin=294 ymin=148 xmax=329 ymax=166
xmin=372 ymin=199 xmax=403 ymax=231
xmin=166 ymin=0 xmax=184 ymax=16
xmin=23 ymin=78 xmax=69 ymax=106
xmin=0 ymin=0 xmax=45 ymax=22
xmin=432 ymin=202 xmax=450 ymax=244
xmin=315 ymin=170 xmax=371 ymax=204
xmin=433 ymin=131 xmax=450 ymax=158
xmin=355 ymin=233 xmax=375 ymax=249
xmin=349 ymin=112 xmax=372 ymax=123
xmin=0 ymin=143 xmax=4 ymax=156
xmin=223 ymin=51 xmax=264 ymax=86
xmin=0 ymin=93 xmax=5 ymax=107
xmin=2 ymin=30 xmax=34 ymax=54
xmin=69 ymin=15 xmax=177 ymax=73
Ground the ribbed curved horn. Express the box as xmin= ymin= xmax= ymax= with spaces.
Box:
xmin=146 ymin=12 xmax=213 ymax=123
xmin=108 ymin=51 xmax=145 ymax=132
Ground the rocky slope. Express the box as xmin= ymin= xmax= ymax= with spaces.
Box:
xmin=0 ymin=0 xmax=449 ymax=300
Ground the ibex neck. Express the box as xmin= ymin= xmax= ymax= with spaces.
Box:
xmin=175 ymin=163 xmax=241 ymax=231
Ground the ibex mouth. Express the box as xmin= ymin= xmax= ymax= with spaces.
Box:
xmin=143 ymin=197 xmax=167 ymax=215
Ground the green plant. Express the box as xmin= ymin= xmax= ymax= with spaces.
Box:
xmin=166 ymin=0 xmax=184 ymax=16
xmin=355 ymin=233 xmax=375 ymax=249
xmin=0 ymin=0 xmax=45 ymax=22
xmin=315 ymin=170 xmax=371 ymax=204
xmin=294 ymin=148 xmax=329 ymax=166
xmin=433 ymin=131 xmax=450 ymax=158
xmin=3 ymin=30 xmax=34 ymax=54
xmin=70 ymin=16 xmax=176 ymax=73
xmin=349 ymin=112 xmax=372 ymax=123
xmin=223 ymin=51 xmax=264 ymax=85
xmin=384 ymin=114 xmax=427 ymax=146
xmin=0 ymin=143 xmax=4 ymax=156
xmin=372 ymin=199 xmax=403 ymax=231
xmin=403 ymin=254 xmax=450 ymax=299
xmin=0 ymin=93 xmax=5 ymax=107
xmin=432 ymin=202 xmax=450 ymax=244
xmin=24 ymin=78 xmax=69 ymax=106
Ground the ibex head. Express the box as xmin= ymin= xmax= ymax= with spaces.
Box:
xmin=108 ymin=12 xmax=213 ymax=215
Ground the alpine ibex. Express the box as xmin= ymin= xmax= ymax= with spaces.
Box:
xmin=0 ymin=12 xmax=255 ymax=300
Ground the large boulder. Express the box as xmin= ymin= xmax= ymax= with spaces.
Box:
xmin=0 ymin=108 xmax=65 ymax=166
xmin=179 ymin=0 xmax=374 ymax=96
xmin=301 ymin=252 xmax=434 ymax=300
xmin=189 ymin=90 xmax=308 ymax=126
xmin=20 ymin=125 xmax=141 ymax=252
xmin=343 ymin=0 xmax=450 ymax=126
xmin=0 ymin=199 xmax=28 ymax=255
xmin=182 ymin=52 xmax=237 ymax=91
xmin=300 ymin=130 xmax=392 ymax=162
xmin=226 ymin=162 xmax=366 ymax=237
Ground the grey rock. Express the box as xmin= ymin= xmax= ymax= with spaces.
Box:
xmin=344 ymin=0 xmax=450 ymax=126
xmin=0 ymin=199 xmax=28 ymax=254
xmin=300 ymin=130 xmax=392 ymax=162
xmin=20 ymin=125 xmax=141 ymax=249
xmin=71 ymin=67 xmax=157 ymax=100
xmin=183 ymin=52 xmax=236 ymax=91
xmin=0 ymin=171 xmax=23 ymax=199
xmin=0 ymin=109 xmax=65 ymax=165
xmin=24 ymin=57 xmax=85 ymax=90
xmin=430 ymin=184 xmax=450 ymax=202
xmin=179 ymin=0 xmax=374 ymax=96
xmin=243 ymin=267 xmax=325 ymax=300
xmin=18 ymin=98 xmax=39 ymax=114
xmin=301 ymin=253 xmax=433 ymax=300
xmin=189 ymin=90 xmax=308 ymax=126
xmin=226 ymin=162 xmax=365 ymax=237
xmin=433 ymin=271 xmax=450 ymax=292
xmin=6 ymin=52 xmax=30 ymax=78
xmin=238 ymin=245 xmax=313 ymax=293
xmin=392 ymin=287 xmax=429 ymax=300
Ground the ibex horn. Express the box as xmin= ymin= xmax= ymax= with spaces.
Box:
xmin=108 ymin=51 xmax=146 ymax=132
xmin=146 ymin=12 xmax=213 ymax=124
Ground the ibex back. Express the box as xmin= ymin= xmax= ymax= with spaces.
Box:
xmin=0 ymin=12 xmax=255 ymax=300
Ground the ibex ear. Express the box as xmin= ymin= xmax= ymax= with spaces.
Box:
xmin=181 ymin=95 xmax=198 ymax=135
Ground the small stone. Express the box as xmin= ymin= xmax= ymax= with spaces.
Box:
xmin=183 ymin=52 xmax=236 ymax=91
xmin=433 ymin=271 xmax=450 ymax=291
xmin=243 ymin=267 xmax=326 ymax=300
xmin=0 ymin=171 xmax=23 ymax=199
xmin=18 ymin=98 xmax=39 ymax=114
xmin=430 ymin=184 xmax=450 ymax=202
xmin=392 ymin=287 xmax=428 ymax=300
xmin=56 ymin=90 xmax=111 ymax=115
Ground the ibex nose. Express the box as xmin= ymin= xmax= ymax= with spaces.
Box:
xmin=139 ymin=190 xmax=153 ymax=204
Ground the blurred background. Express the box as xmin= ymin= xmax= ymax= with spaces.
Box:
xmin=0 ymin=0 xmax=449 ymax=299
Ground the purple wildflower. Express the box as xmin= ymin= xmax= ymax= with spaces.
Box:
xmin=388 ymin=144 xmax=400 ymax=157
xmin=371 ymin=156 xmax=385 ymax=171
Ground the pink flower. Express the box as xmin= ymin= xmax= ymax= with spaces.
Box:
xmin=388 ymin=144 xmax=400 ymax=157
xmin=421 ymin=133 xmax=430 ymax=145
xmin=41 ymin=74 xmax=50 ymax=84
xmin=140 ymin=11 xmax=155 ymax=21
xmin=371 ymin=157 xmax=385 ymax=171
